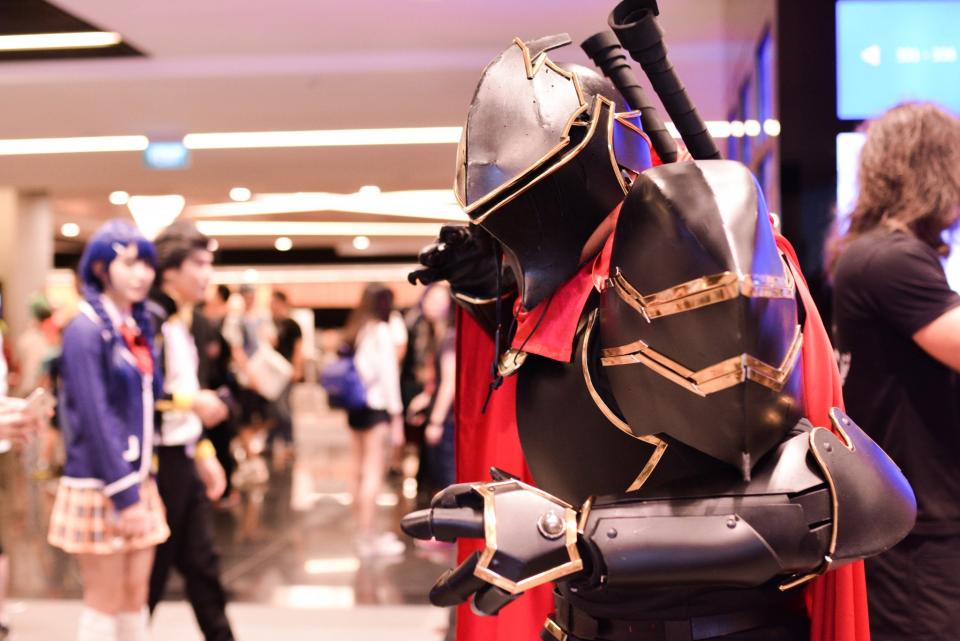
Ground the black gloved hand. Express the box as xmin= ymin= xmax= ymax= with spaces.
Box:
xmin=401 ymin=470 xmax=585 ymax=616
xmin=408 ymin=225 xmax=515 ymax=299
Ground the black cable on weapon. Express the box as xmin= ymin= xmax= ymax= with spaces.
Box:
xmin=581 ymin=30 xmax=677 ymax=163
xmin=608 ymin=0 xmax=721 ymax=160
xmin=481 ymin=245 xmax=505 ymax=414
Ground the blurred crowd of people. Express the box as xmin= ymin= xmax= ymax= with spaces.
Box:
xmin=0 ymin=217 xmax=456 ymax=641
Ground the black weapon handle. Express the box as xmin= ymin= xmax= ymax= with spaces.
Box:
xmin=608 ymin=0 xmax=721 ymax=160
xmin=581 ymin=31 xmax=677 ymax=164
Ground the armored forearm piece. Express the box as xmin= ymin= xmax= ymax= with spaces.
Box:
xmin=574 ymin=410 xmax=915 ymax=592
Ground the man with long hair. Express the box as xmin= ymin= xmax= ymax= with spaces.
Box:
xmin=830 ymin=102 xmax=960 ymax=641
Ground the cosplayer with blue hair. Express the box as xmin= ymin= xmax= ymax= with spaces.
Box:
xmin=77 ymin=219 xmax=160 ymax=395
xmin=49 ymin=219 xmax=171 ymax=641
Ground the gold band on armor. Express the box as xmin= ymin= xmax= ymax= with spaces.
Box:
xmin=600 ymin=325 xmax=803 ymax=397
xmin=608 ymin=258 xmax=795 ymax=322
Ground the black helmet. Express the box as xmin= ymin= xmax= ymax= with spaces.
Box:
xmin=455 ymin=34 xmax=652 ymax=309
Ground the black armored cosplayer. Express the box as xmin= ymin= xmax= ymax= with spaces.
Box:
xmin=403 ymin=3 xmax=916 ymax=640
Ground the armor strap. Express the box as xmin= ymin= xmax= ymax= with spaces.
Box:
xmin=547 ymin=592 xmax=806 ymax=641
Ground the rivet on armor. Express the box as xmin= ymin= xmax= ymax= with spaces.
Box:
xmin=825 ymin=442 xmax=833 ymax=453
xmin=537 ymin=510 xmax=566 ymax=540
xmin=606 ymin=528 xmax=618 ymax=539
xmin=726 ymin=516 xmax=737 ymax=529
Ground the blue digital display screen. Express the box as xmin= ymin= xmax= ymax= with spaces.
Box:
xmin=836 ymin=1 xmax=960 ymax=120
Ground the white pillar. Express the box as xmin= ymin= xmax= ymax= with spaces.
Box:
xmin=0 ymin=189 xmax=53 ymax=340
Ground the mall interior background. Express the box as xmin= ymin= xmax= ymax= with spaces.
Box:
xmin=0 ymin=0 xmax=957 ymax=639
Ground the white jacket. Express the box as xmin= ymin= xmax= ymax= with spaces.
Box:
xmin=353 ymin=320 xmax=403 ymax=415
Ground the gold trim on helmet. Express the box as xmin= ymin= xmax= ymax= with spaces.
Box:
xmin=455 ymin=38 xmax=587 ymax=213
xmin=600 ymin=325 xmax=803 ymax=397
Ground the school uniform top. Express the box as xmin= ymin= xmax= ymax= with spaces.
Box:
xmin=59 ymin=298 xmax=156 ymax=511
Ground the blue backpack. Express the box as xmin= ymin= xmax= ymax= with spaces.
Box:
xmin=320 ymin=351 xmax=367 ymax=411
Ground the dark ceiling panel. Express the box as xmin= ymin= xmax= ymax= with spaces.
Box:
xmin=0 ymin=0 xmax=144 ymax=61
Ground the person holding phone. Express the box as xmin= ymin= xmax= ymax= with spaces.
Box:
xmin=48 ymin=220 xmax=169 ymax=641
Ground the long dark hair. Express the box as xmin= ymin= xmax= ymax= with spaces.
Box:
xmin=77 ymin=219 xmax=159 ymax=375
xmin=827 ymin=102 xmax=960 ymax=274
xmin=341 ymin=283 xmax=394 ymax=349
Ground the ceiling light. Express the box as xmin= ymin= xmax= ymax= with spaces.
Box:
xmin=60 ymin=223 xmax=80 ymax=238
xmin=0 ymin=31 xmax=122 ymax=52
xmin=126 ymin=194 xmax=185 ymax=240
xmin=229 ymin=187 xmax=252 ymax=202
xmin=211 ymin=264 xmax=416 ymax=285
xmin=186 ymin=189 xmax=467 ymax=222
xmin=352 ymin=236 xmax=371 ymax=250
xmin=194 ymin=221 xmax=443 ymax=237
xmin=744 ymin=120 xmax=762 ymax=137
xmin=0 ymin=135 xmax=148 ymax=156
xmin=274 ymin=237 xmax=293 ymax=252
xmin=182 ymin=126 xmax=463 ymax=150
xmin=109 ymin=191 xmax=130 ymax=206
xmin=358 ymin=185 xmax=381 ymax=195
xmin=729 ymin=121 xmax=746 ymax=138
xmin=763 ymin=119 xmax=782 ymax=137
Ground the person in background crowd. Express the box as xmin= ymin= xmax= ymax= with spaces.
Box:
xmin=829 ymin=102 xmax=960 ymax=641
xmin=146 ymin=221 xmax=235 ymax=641
xmin=268 ymin=290 xmax=302 ymax=467
xmin=197 ymin=285 xmax=239 ymax=504
xmin=13 ymin=294 xmax=58 ymax=398
xmin=47 ymin=220 xmax=169 ymax=641
xmin=0 ymin=394 xmax=45 ymax=641
xmin=400 ymin=283 xmax=456 ymax=505
xmin=341 ymin=283 xmax=405 ymax=557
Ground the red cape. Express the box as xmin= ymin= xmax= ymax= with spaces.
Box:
xmin=452 ymin=234 xmax=870 ymax=641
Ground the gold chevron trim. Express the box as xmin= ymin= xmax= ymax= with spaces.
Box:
xmin=600 ymin=325 xmax=803 ymax=397
xmin=609 ymin=258 xmax=795 ymax=322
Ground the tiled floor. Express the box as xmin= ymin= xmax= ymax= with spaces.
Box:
xmin=0 ymin=384 xmax=456 ymax=639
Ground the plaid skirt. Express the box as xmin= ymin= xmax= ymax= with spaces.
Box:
xmin=48 ymin=478 xmax=170 ymax=555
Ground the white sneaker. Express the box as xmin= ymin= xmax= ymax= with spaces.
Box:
xmin=356 ymin=532 xmax=406 ymax=557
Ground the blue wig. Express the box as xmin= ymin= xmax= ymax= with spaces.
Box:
xmin=78 ymin=219 xmax=157 ymax=293
xmin=77 ymin=220 xmax=160 ymax=386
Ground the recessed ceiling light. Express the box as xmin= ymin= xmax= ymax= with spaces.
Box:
xmin=274 ymin=237 xmax=293 ymax=252
xmin=744 ymin=120 xmax=762 ymax=137
xmin=229 ymin=187 xmax=252 ymax=202
xmin=763 ymin=119 xmax=782 ymax=137
xmin=60 ymin=223 xmax=80 ymax=238
xmin=358 ymin=185 xmax=381 ymax=195
xmin=109 ymin=190 xmax=130 ymax=205
xmin=0 ymin=31 xmax=122 ymax=53
xmin=729 ymin=121 xmax=746 ymax=138
xmin=353 ymin=236 xmax=371 ymax=250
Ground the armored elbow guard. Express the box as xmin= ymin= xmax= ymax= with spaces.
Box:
xmin=576 ymin=409 xmax=916 ymax=591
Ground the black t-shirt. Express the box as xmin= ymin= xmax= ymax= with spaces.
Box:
xmin=275 ymin=317 xmax=302 ymax=363
xmin=833 ymin=230 xmax=960 ymax=535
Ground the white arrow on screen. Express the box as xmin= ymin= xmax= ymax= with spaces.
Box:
xmin=860 ymin=45 xmax=882 ymax=67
